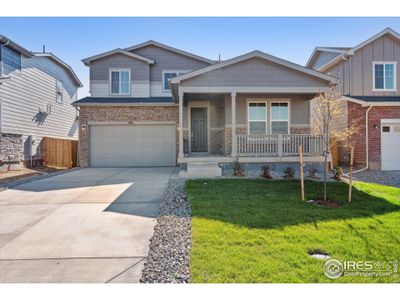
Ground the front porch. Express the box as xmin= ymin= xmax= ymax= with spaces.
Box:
xmin=176 ymin=91 xmax=328 ymax=165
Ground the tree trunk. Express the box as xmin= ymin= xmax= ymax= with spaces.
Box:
xmin=324 ymin=152 xmax=327 ymax=201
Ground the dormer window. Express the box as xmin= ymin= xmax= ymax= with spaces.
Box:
xmin=162 ymin=70 xmax=189 ymax=92
xmin=373 ymin=62 xmax=396 ymax=91
xmin=110 ymin=69 xmax=130 ymax=95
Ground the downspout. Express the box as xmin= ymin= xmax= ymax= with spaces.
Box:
xmin=344 ymin=104 xmax=373 ymax=175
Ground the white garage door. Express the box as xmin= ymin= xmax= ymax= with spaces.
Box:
xmin=381 ymin=120 xmax=400 ymax=170
xmin=89 ymin=124 xmax=176 ymax=167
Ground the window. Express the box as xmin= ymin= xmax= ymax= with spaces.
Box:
xmin=271 ymin=102 xmax=289 ymax=134
xmin=0 ymin=46 xmax=21 ymax=75
xmin=110 ymin=69 xmax=130 ymax=95
xmin=162 ymin=71 xmax=189 ymax=91
xmin=56 ymin=79 xmax=63 ymax=103
xmin=248 ymin=102 xmax=267 ymax=134
xmin=374 ymin=62 xmax=396 ymax=91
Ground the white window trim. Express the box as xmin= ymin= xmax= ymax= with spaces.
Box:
xmin=372 ymin=61 xmax=397 ymax=92
xmin=56 ymin=79 xmax=64 ymax=104
xmin=270 ymin=100 xmax=291 ymax=135
xmin=247 ymin=99 xmax=268 ymax=135
xmin=109 ymin=68 xmax=131 ymax=96
xmin=162 ymin=70 xmax=190 ymax=92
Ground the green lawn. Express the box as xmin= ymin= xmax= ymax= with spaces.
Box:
xmin=185 ymin=179 xmax=400 ymax=283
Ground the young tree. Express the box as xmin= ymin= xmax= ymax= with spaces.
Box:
xmin=311 ymin=82 xmax=360 ymax=201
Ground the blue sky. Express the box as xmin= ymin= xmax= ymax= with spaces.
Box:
xmin=1 ymin=17 xmax=400 ymax=97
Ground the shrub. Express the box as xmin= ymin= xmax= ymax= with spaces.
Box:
xmin=261 ymin=164 xmax=273 ymax=179
xmin=233 ymin=159 xmax=245 ymax=177
xmin=332 ymin=167 xmax=343 ymax=181
xmin=283 ymin=167 xmax=295 ymax=179
xmin=307 ymin=168 xmax=319 ymax=179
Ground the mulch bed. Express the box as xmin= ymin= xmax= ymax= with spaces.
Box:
xmin=311 ymin=199 xmax=342 ymax=208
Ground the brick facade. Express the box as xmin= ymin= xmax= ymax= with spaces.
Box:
xmin=347 ymin=102 xmax=400 ymax=170
xmin=78 ymin=105 xmax=178 ymax=167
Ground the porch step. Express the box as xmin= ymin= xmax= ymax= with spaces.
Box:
xmin=180 ymin=162 xmax=222 ymax=178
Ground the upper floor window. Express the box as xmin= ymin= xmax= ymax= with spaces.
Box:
xmin=110 ymin=69 xmax=130 ymax=95
xmin=271 ymin=102 xmax=289 ymax=134
xmin=56 ymin=79 xmax=63 ymax=103
xmin=162 ymin=70 xmax=189 ymax=92
xmin=248 ymin=101 xmax=267 ymax=134
xmin=0 ymin=46 xmax=21 ymax=75
xmin=373 ymin=62 xmax=396 ymax=91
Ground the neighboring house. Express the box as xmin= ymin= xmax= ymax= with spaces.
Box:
xmin=307 ymin=27 xmax=400 ymax=171
xmin=74 ymin=40 xmax=336 ymax=176
xmin=0 ymin=35 xmax=82 ymax=168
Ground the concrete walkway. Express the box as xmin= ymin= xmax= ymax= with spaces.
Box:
xmin=0 ymin=167 xmax=174 ymax=283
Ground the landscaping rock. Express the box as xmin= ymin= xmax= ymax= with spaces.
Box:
xmin=140 ymin=180 xmax=191 ymax=283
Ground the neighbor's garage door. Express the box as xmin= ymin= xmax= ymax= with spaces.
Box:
xmin=89 ymin=124 xmax=176 ymax=167
xmin=381 ymin=120 xmax=400 ymax=170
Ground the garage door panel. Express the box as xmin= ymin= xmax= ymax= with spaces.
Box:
xmin=89 ymin=125 xmax=176 ymax=167
xmin=381 ymin=122 xmax=400 ymax=171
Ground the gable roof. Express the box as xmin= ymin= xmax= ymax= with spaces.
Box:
xmin=82 ymin=48 xmax=155 ymax=66
xmin=307 ymin=27 xmax=400 ymax=71
xmin=305 ymin=47 xmax=348 ymax=68
xmin=0 ymin=34 xmax=33 ymax=57
xmin=34 ymin=52 xmax=83 ymax=87
xmin=170 ymin=50 xmax=338 ymax=85
xmin=124 ymin=40 xmax=215 ymax=64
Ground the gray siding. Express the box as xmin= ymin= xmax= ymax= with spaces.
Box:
xmin=311 ymin=51 xmax=342 ymax=69
xmin=89 ymin=53 xmax=150 ymax=98
xmin=130 ymin=45 xmax=210 ymax=81
xmin=325 ymin=33 xmax=400 ymax=96
xmin=88 ymin=45 xmax=211 ymax=98
xmin=0 ymin=55 xmax=79 ymax=160
xmin=90 ymin=53 xmax=149 ymax=81
xmin=130 ymin=45 xmax=211 ymax=97
xmin=181 ymin=57 xmax=328 ymax=88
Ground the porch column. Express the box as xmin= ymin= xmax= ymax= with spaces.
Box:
xmin=178 ymin=93 xmax=184 ymax=158
xmin=231 ymin=91 xmax=237 ymax=157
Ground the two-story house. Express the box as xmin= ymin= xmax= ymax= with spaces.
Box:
xmin=307 ymin=27 xmax=400 ymax=171
xmin=0 ymin=34 xmax=82 ymax=169
xmin=74 ymin=40 xmax=336 ymax=176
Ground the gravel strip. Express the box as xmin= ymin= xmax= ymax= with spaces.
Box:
xmin=0 ymin=167 xmax=80 ymax=191
xmin=352 ymin=170 xmax=400 ymax=188
xmin=140 ymin=179 xmax=191 ymax=283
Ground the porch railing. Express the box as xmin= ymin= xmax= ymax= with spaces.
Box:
xmin=237 ymin=134 xmax=325 ymax=157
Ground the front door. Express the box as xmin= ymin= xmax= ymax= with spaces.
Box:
xmin=191 ymin=107 xmax=208 ymax=152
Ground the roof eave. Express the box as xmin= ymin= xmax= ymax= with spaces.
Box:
xmin=347 ymin=27 xmax=400 ymax=55
xmin=342 ymin=96 xmax=400 ymax=107
xmin=35 ymin=52 xmax=83 ymax=87
xmin=124 ymin=40 xmax=215 ymax=65
xmin=171 ymin=50 xmax=338 ymax=85
xmin=0 ymin=35 xmax=33 ymax=57
xmin=81 ymin=48 xmax=155 ymax=66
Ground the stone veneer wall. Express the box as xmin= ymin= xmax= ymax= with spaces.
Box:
xmin=78 ymin=105 xmax=179 ymax=167
xmin=0 ymin=133 xmax=23 ymax=163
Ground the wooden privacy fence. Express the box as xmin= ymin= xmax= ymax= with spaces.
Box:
xmin=330 ymin=139 xmax=339 ymax=168
xmin=43 ymin=137 xmax=78 ymax=168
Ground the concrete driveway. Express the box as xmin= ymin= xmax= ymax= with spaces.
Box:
xmin=0 ymin=167 xmax=174 ymax=283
